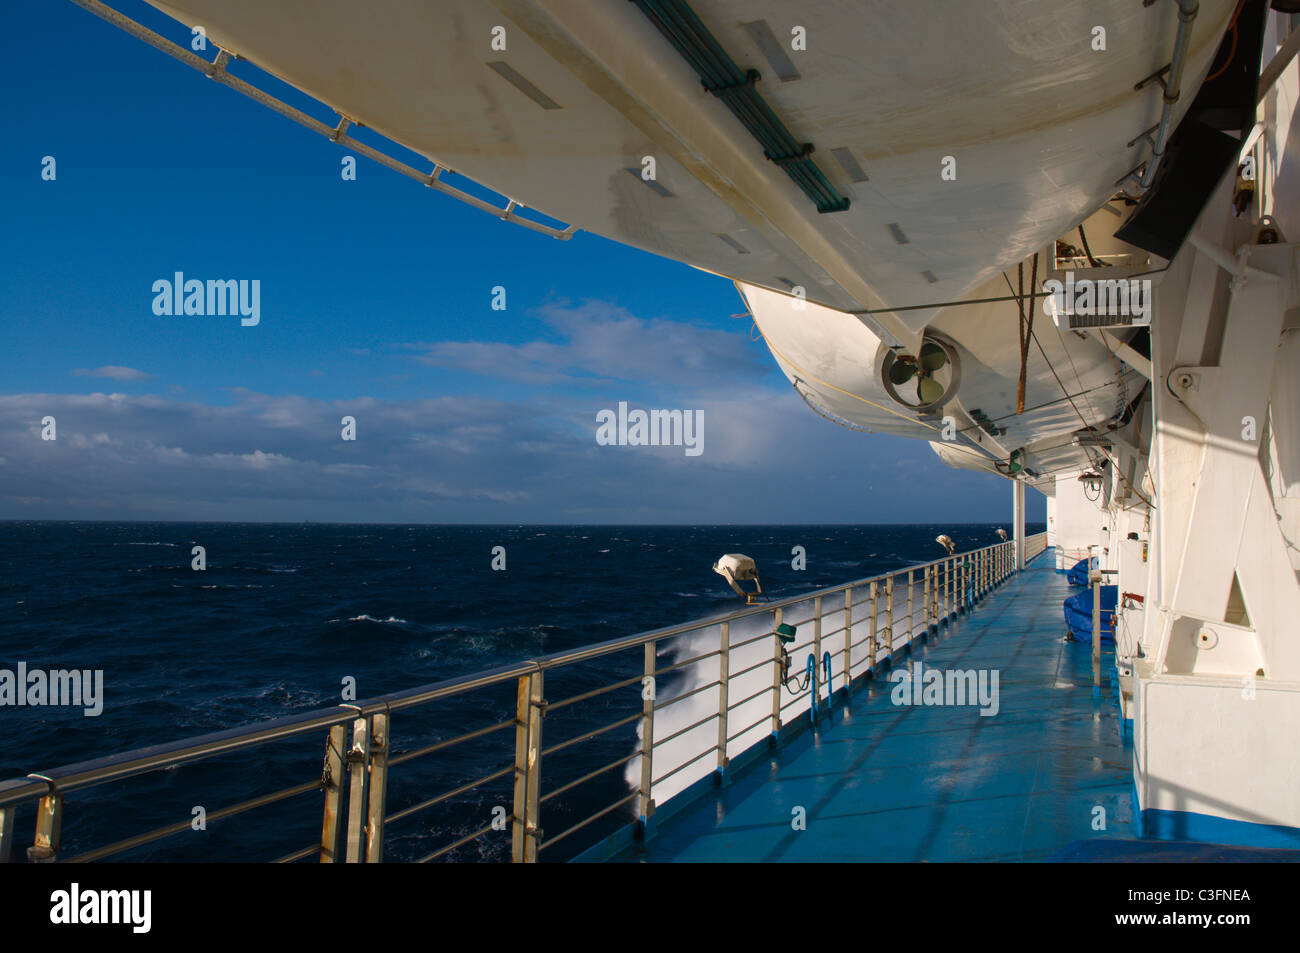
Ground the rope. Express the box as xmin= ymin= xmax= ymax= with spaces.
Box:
xmin=1078 ymin=225 xmax=1106 ymax=268
xmin=1204 ymin=0 xmax=1248 ymax=84
xmin=1012 ymin=255 xmax=1039 ymax=414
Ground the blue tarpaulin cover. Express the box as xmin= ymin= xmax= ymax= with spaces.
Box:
xmin=1064 ymin=585 xmax=1116 ymax=641
xmin=1066 ymin=556 xmax=1097 ymax=587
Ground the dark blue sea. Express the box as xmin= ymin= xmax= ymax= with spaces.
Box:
xmin=0 ymin=521 xmax=1039 ymax=862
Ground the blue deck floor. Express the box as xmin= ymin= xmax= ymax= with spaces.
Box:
xmin=613 ymin=557 xmax=1136 ymax=862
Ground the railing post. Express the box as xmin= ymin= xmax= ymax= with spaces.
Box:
xmin=940 ymin=559 xmax=947 ymax=617
xmin=812 ymin=596 xmax=823 ymax=704
xmin=907 ymin=569 xmax=914 ymax=644
xmin=716 ymin=621 xmax=730 ymax=775
xmin=319 ymin=723 xmax=346 ymax=863
xmin=0 ymin=805 xmax=14 ymax=864
xmin=1091 ymin=573 xmax=1102 ymax=696
xmin=923 ymin=565 xmax=931 ymax=629
xmin=512 ymin=669 xmax=545 ymax=861
xmin=365 ymin=711 xmax=389 ymax=863
xmin=885 ymin=575 xmax=895 ymax=656
xmin=26 ymin=790 xmax=61 ymax=863
xmin=344 ymin=716 xmax=370 ymax=863
xmin=843 ymin=587 xmax=853 ymax=693
xmin=961 ymin=557 xmax=969 ymax=612
xmin=770 ymin=608 xmax=783 ymax=736
xmin=640 ymin=642 xmax=658 ymax=824
xmin=947 ymin=558 xmax=954 ymax=617
xmin=932 ymin=564 xmax=939 ymax=623
xmin=868 ymin=580 xmax=879 ymax=668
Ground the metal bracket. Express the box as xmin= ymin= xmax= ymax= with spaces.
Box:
xmin=66 ymin=0 xmax=579 ymax=240
xmin=1135 ymin=63 xmax=1171 ymax=94
xmin=1126 ymin=123 xmax=1160 ymax=151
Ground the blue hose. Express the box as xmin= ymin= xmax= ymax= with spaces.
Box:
xmin=808 ymin=651 xmax=835 ymax=725
xmin=806 ymin=654 xmax=818 ymax=720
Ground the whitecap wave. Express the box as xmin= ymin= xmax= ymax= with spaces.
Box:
xmin=328 ymin=614 xmax=409 ymax=624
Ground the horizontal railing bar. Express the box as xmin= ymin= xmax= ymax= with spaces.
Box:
xmin=728 ymin=656 xmax=777 ymax=681
xmin=780 ymin=638 xmax=816 ymax=655
xmin=779 ymin=694 xmax=805 ymax=713
xmin=539 ymin=751 xmax=641 ymax=804
xmin=777 ymin=617 xmax=817 ymax=630
xmin=66 ymin=778 xmax=323 ymax=863
xmin=653 ymin=711 xmax=719 ymax=748
xmin=729 ymin=630 xmax=776 ymax=652
xmin=385 ymin=764 xmax=513 ymax=826
xmin=538 ymin=791 xmax=638 ymax=852
xmin=7 ymin=708 xmax=358 ymax=803
xmin=539 ymin=713 xmax=643 ymax=759
xmin=274 ymin=844 xmax=320 ymax=864
xmin=545 ymin=674 xmax=643 ymax=713
xmin=387 ymin=717 xmax=516 ymax=767
xmin=0 ymin=777 xmax=48 ymax=811
xmin=653 ymin=679 xmax=722 ymax=712
xmin=651 ymin=745 xmax=717 ymax=788
xmin=727 ymin=711 xmax=775 ymax=743
xmin=517 ymin=557 xmax=976 ymax=669
xmin=350 ymin=660 xmax=539 ymax=714
xmin=417 ymin=820 xmax=499 ymax=863
xmin=727 ymin=683 xmax=776 ymax=711
xmin=653 ymin=647 xmax=721 ymax=677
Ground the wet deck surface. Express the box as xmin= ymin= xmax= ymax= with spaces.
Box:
xmin=614 ymin=558 xmax=1135 ymax=862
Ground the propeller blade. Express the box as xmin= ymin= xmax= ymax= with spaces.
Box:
xmin=918 ymin=376 xmax=946 ymax=404
xmin=919 ymin=341 xmax=948 ymax=373
xmin=889 ymin=360 xmax=917 ymax=385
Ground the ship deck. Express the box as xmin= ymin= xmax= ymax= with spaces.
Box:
xmin=609 ymin=556 xmax=1137 ymax=862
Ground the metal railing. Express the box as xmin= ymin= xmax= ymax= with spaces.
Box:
xmin=0 ymin=534 xmax=1045 ymax=864
xmin=67 ymin=0 xmax=578 ymax=241
xmin=1025 ymin=531 xmax=1048 ymax=563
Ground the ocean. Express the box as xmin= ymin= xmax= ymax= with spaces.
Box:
xmin=0 ymin=521 xmax=1039 ymax=862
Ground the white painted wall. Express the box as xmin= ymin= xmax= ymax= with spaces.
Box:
xmin=1053 ymin=469 xmax=1107 ymax=571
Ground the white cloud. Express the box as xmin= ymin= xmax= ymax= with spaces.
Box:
xmin=0 ymin=387 xmax=1003 ymax=522
xmin=406 ymin=299 xmax=773 ymax=392
xmin=71 ymin=366 xmax=152 ymax=381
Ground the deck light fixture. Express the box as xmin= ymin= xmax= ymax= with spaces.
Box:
xmin=714 ymin=553 xmax=765 ymax=603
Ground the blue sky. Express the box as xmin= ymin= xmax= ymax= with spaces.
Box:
xmin=0 ymin=0 xmax=1043 ymax=524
